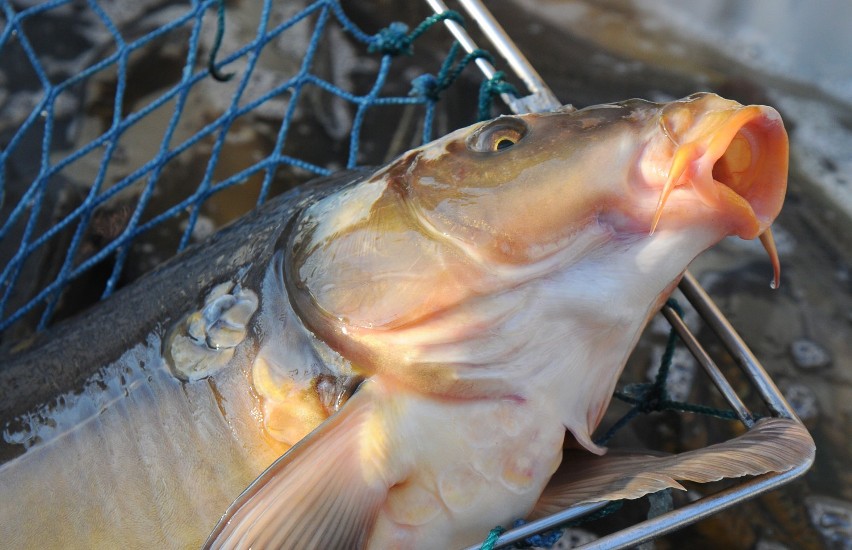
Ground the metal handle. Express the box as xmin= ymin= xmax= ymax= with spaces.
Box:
xmin=425 ymin=0 xmax=562 ymax=114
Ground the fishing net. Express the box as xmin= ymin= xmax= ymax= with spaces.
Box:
xmin=0 ymin=0 xmax=514 ymax=340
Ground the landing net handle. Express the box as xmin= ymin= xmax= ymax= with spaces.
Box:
xmin=428 ymin=2 xmax=812 ymax=549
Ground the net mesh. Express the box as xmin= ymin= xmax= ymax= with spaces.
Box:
xmin=0 ymin=0 xmax=511 ymax=339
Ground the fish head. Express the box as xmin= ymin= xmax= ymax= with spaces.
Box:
xmin=214 ymin=96 xmax=792 ymax=549
xmin=286 ymin=93 xmax=787 ymax=398
xmin=404 ymin=92 xmax=787 ymax=269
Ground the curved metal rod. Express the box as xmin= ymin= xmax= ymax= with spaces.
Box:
xmin=460 ymin=502 xmax=609 ymax=550
xmin=678 ymin=271 xmax=797 ymax=420
xmin=660 ymin=302 xmax=755 ymax=427
xmin=576 ymin=453 xmax=814 ymax=549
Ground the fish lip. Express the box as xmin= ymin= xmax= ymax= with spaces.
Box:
xmin=654 ymin=104 xmax=789 ymax=241
xmin=705 ymin=105 xmax=789 ymax=240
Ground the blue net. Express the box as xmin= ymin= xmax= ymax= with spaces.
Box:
xmin=0 ymin=0 xmax=515 ymax=339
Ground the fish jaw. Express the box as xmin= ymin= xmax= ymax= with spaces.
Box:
xmin=283 ymin=94 xmax=789 ymax=444
xmin=634 ymin=93 xmax=788 ymax=282
xmin=287 ymin=94 xmax=788 ymax=378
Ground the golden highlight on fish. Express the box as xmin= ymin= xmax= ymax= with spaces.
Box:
xmin=0 ymin=93 xmax=812 ymax=549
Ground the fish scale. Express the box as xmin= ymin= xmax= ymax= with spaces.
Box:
xmin=0 ymin=338 xmax=287 ymax=548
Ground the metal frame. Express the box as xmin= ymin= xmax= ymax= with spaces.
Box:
xmin=423 ymin=2 xmax=815 ymax=548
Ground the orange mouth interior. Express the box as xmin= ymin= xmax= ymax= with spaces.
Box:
xmin=652 ymin=106 xmax=789 ymax=287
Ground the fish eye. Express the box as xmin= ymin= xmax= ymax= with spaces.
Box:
xmin=467 ymin=117 xmax=529 ymax=153
xmin=494 ymin=136 xmax=515 ymax=150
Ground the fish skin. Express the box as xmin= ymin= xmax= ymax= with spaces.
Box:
xmin=0 ymin=170 xmax=367 ymax=430
xmin=206 ymin=93 xmax=799 ymax=549
xmin=0 ymin=171 xmax=369 ymax=546
xmin=0 ymin=93 xmax=800 ymax=549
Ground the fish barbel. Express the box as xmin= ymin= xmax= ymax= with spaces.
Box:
xmin=0 ymin=93 xmax=812 ymax=549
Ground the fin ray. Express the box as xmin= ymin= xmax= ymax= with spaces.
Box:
xmin=532 ymin=417 xmax=814 ymax=519
xmin=204 ymin=387 xmax=389 ymax=549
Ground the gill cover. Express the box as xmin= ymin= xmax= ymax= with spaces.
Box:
xmin=286 ymin=105 xmax=654 ymax=333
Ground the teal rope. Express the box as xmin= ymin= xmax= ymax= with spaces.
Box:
xmin=410 ymin=43 xmax=496 ymax=102
xmin=662 ymin=400 xmax=741 ymax=420
xmin=411 ymin=42 xmax=511 ymax=142
xmin=479 ymin=501 xmax=624 ymax=549
xmin=478 ymin=70 xmax=519 ymax=120
xmin=208 ymin=0 xmax=234 ymax=81
xmin=596 ymin=298 xmax=745 ymax=446
xmin=564 ymin=500 xmax=623 ymax=528
xmin=442 ymin=48 xmax=494 ymax=91
xmin=651 ymin=299 xmax=683 ymax=403
xmin=408 ymin=11 xmax=465 ymax=43
xmin=480 ymin=526 xmax=505 ymax=550
xmin=369 ymin=10 xmax=465 ymax=56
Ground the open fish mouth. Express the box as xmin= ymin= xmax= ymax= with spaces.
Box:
xmin=650 ymin=99 xmax=789 ymax=287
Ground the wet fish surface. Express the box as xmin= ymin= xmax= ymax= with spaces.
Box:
xmin=0 ymin=93 xmax=814 ymax=549
xmin=0 ymin=171 xmax=367 ymax=547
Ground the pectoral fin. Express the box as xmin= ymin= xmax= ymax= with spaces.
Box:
xmin=532 ymin=417 xmax=814 ymax=519
xmin=204 ymin=384 xmax=390 ymax=549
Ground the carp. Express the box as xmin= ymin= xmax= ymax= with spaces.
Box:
xmin=0 ymin=93 xmax=813 ymax=549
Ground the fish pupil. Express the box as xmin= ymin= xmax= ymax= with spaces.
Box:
xmin=494 ymin=137 xmax=515 ymax=151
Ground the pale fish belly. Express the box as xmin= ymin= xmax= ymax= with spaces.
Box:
xmin=0 ymin=334 xmax=287 ymax=549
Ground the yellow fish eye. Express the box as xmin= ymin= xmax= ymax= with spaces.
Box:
xmin=493 ymin=135 xmax=516 ymax=151
xmin=467 ymin=116 xmax=528 ymax=153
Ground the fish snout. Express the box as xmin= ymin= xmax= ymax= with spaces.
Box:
xmin=661 ymin=101 xmax=787 ymax=233
xmin=640 ymin=95 xmax=788 ymax=284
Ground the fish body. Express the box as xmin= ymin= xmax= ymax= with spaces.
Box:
xmin=0 ymin=94 xmax=809 ymax=549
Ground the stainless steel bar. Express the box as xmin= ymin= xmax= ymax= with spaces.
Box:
xmin=425 ymin=0 xmax=563 ymax=114
xmin=678 ymin=272 xmax=797 ymax=419
xmin=455 ymin=0 xmax=562 ymax=112
xmin=424 ymin=0 xmax=524 ymax=114
xmin=575 ymin=455 xmax=814 ymax=549
xmin=660 ymin=303 xmax=755 ymax=427
xmin=425 ymin=0 xmax=499 ymax=80
xmin=463 ymin=452 xmax=813 ymax=550
xmin=460 ymin=501 xmax=610 ymax=550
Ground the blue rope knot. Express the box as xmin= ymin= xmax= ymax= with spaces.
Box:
xmin=369 ymin=22 xmax=413 ymax=56
xmin=409 ymin=73 xmax=441 ymax=101
xmin=369 ymin=11 xmax=465 ymax=57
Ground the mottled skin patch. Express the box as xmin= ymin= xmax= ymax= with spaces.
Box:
xmin=166 ymin=281 xmax=258 ymax=381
